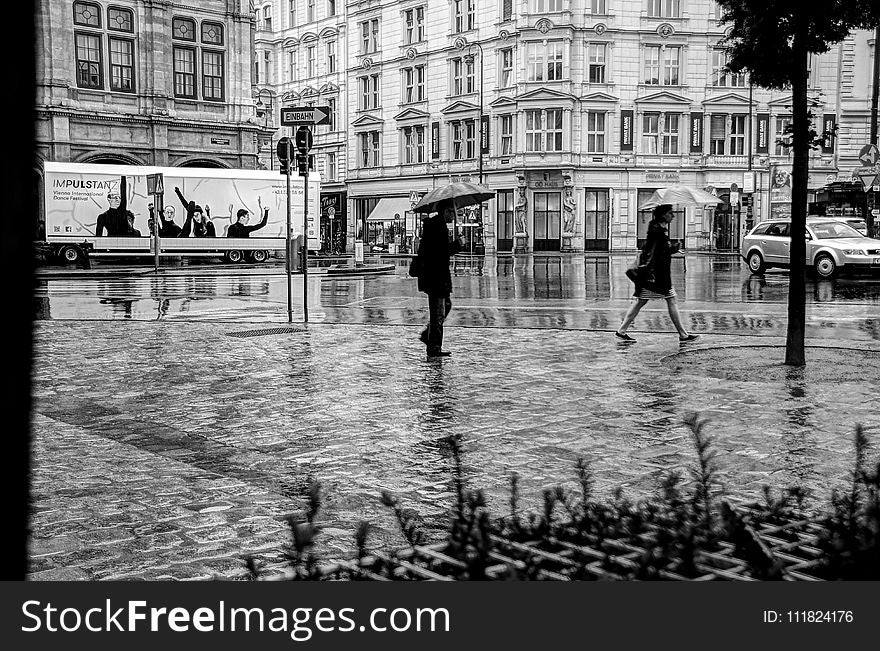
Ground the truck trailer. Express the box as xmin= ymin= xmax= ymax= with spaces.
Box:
xmin=41 ymin=162 xmax=320 ymax=264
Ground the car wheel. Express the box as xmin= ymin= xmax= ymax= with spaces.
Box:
xmin=250 ymin=249 xmax=268 ymax=263
xmin=747 ymin=251 xmax=766 ymax=275
xmin=814 ymin=253 xmax=837 ymax=279
xmin=60 ymin=246 xmax=81 ymax=264
xmin=225 ymin=249 xmax=243 ymax=264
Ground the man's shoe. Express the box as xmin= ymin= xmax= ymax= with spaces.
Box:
xmin=419 ymin=329 xmax=428 ymax=345
xmin=679 ymin=334 xmax=700 ymax=343
xmin=427 ymin=350 xmax=451 ymax=358
xmin=615 ymin=331 xmax=636 ymax=342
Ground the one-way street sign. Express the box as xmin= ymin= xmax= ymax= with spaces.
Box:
xmin=281 ymin=106 xmax=331 ymax=126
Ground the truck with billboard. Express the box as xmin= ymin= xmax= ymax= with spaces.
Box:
xmin=41 ymin=162 xmax=320 ymax=264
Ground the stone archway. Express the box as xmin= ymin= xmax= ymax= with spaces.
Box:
xmin=76 ymin=151 xmax=145 ymax=166
xmin=175 ymin=158 xmax=229 ymax=169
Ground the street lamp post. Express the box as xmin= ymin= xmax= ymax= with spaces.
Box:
xmin=456 ymin=37 xmax=484 ymax=256
xmin=253 ymin=88 xmax=274 ymax=170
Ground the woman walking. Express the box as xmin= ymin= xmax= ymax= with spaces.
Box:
xmin=615 ymin=204 xmax=699 ymax=343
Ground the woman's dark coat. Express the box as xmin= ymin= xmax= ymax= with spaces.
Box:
xmin=635 ymin=219 xmax=680 ymax=295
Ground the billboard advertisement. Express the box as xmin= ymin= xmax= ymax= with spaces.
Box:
xmin=770 ymin=164 xmax=792 ymax=219
xmin=44 ymin=162 xmax=320 ymax=249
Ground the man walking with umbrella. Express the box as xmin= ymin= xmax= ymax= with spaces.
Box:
xmin=417 ymin=200 xmax=461 ymax=357
xmin=412 ymin=182 xmax=494 ymax=358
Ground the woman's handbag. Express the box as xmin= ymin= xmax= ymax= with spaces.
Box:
xmin=625 ymin=256 xmax=653 ymax=286
xmin=408 ymin=256 xmax=423 ymax=278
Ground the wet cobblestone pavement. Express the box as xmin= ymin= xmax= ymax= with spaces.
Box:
xmin=30 ymin=318 xmax=880 ymax=580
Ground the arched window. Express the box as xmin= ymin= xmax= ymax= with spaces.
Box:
xmin=73 ymin=2 xmax=101 ymax=27
xmin=172 ymin=17 xmax=196 ymax=41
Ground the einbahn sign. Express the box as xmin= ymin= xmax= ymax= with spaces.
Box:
xmin=281 ymin=106 xmax=331 ymax=126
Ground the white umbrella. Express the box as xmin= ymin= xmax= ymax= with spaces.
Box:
xmin=639 ymin=186 xmax=723 ymax=210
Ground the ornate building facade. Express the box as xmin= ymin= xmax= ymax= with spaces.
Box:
xmin=218 ymin=1 xmax=878 ymax=252
xmin=36 ymin=0 xmax=261 ymax=170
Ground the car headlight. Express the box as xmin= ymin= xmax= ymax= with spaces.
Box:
xmin=842 ymin=249 xmax=866 ymax=255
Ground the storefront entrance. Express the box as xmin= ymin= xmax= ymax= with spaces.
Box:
xmin=496 ymin=189 xmax=515 ymax=252
xmin=712 ymin=193 xmax=741 ymax=251
xmin=583 ymin=189 xmax=610 ymax=251
xmin=533 ymin=191 xmax=561 ymax=252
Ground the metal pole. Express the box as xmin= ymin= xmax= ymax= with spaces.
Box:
xmin=477 ymin=43 xmax=484 ymax=256
xmin=303 ymin=151 xmax=310 ymax=324
xmin=286 ymin=140 xmax=293 ymax=323
xmin=154 ymin=193 xmax=162 ymax=272
xmin=872 ymin=25 xmax=880 ymax=146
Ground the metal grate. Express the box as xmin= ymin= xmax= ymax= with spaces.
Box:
xmin=226 ymin=326 xmax=305 ymax=338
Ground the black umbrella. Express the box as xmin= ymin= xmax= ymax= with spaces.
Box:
xmin=411 ymin=182 xmax=495 ymax=214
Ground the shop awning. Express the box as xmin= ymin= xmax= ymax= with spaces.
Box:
xmin=366 ymin=197 xmax=412 ymax=222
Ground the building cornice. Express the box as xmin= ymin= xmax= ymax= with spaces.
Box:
xmin=36 ymin=106 xmax=261 ymax=133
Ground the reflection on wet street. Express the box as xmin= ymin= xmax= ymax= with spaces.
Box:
xmin=34 ymin=255 xmax=880 ymax=341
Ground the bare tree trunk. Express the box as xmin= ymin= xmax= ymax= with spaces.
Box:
xmin=785 ymin=22 xmax=809 ymax=367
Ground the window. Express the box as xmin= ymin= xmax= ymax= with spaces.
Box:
xmin=328 ymin=0 xmax=336 ymax=17
xmin=729 ymin=115 xmax=746 ymax=155
xmin=287 ymin=50 xmax=296 ymax=82
xmin=327 ymin=97 xmax=336 ymax=131
xmin=532 ymin=0 xmax=562 ymax=11
xmin=173 ymin=47 xmax=196 ymax=98
xmin=500 ymin=115 xmax=514 ymax=155
xmin=586 ymin=111 xmax=606 ymax=153
xmin=710 ymin=114 xmax=726 ymax=154
xmin=75 ymin=33 xmax=103 ymax=89
xmin=647 ymin=0 xmax=680 ymax=18
xmin=326 ymin=41 xmax=336 ymax=73
xmin=326 ymin=152 xmax=336 ymax=181
xmin=263 ymin=51 xmax=272 ymax=84
xmin=202 ymin=50 xmax=224 ymax=100
xmin=642 ymin=113 xmax=660 ymax=153
xmin=451 ymin=57 xmax=475 ymax=95
xmin=525 ymin=109 xmax=563 ymax=152
xmin=527 ymin=42 xmax=565 ymax=82
xmin=644 ymin=45 xmax=680 ymax=85
xmin=713 ymin=2 xmax=724 ymax=20
xmin=201 ymin=22 xmax=224 ymax=45
xmin=711 ymin=50 xmax=746 ymax=87
xmin=590 ymin=0 xmax=606 ymax=14
xmin=402 ymin=125 xmax=426 ymax=163
xmin=289 ymin=0 xmax=296 ymax=27
xmin=359 ymin=73 xmax=380 ymax=109
xmin=403 ymin=65 xmax=426 ymax=102
xmin=454 ymin=0 xmax=475 ymax=33
xmin=499 ymin=48 xmax=514 ymax=87
xmin=263 ymin=5 xmax=272 ymax=31
xmin=451 ymin=120 xmax=476 ymax=160
xmin=502 ymin=0 xmax=513 ymax=21
xmin=775 ymin=116 xmax=793 ymax=155
xmin=404 ymin=6 xmax=425 ymax=43
xmin=74 ymin=1 xmax=101 ymax=27
xmin=307 ymin=45 xmax=316 ymax=77
xmin=108 ymin=38 xmax=133 ymax=91
xmin=662 ymin=114 xmax=680 ymax=154
xmin=359 ymin=131 xmax=381 ymax=167
xmin=360 ymin=18 xmax=379 ymax=53
xmin=588 ymin=44 xmax=606 ymax=83
xmin=107 ymin=7 xmax=133 ymax=32
xmin=307 ymin=0 xmax=315 ymax=22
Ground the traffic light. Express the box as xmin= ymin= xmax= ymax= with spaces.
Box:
xmin=296 ymin=153 xmax=314 ymax=177
xmin=279 ymin=160 xmax=290 ymax=175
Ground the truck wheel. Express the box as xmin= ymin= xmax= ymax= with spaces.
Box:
xmin=814 ymin=253 xmax=837 ymax=279
xmin=60 ymin=245 xmax=81 ymax=264
xmin=250 ymin=249 xmax=268 ymax=263
xmin=225 ymin=250 xmax=243 ymax=264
